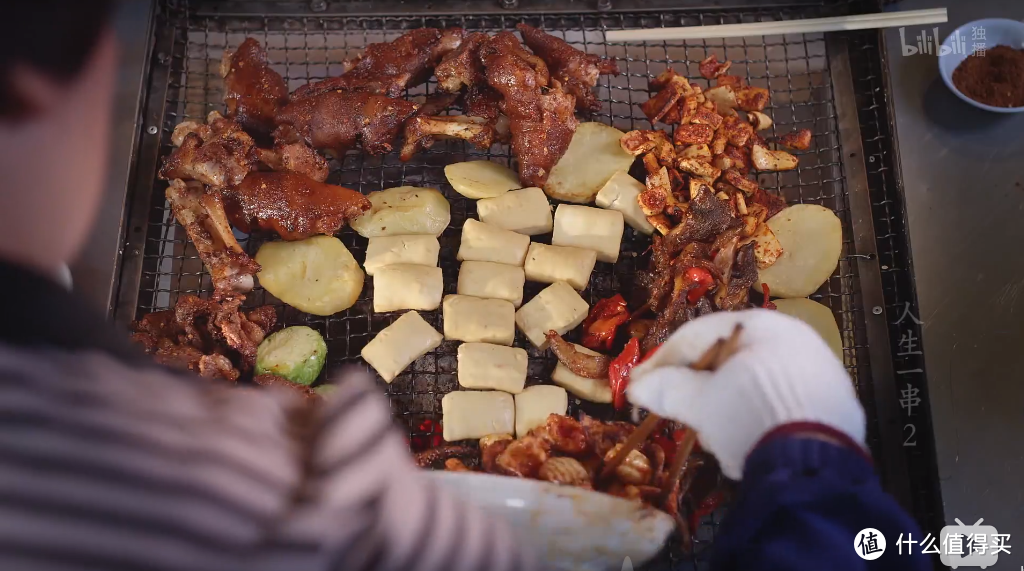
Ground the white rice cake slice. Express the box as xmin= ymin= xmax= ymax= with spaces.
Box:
xmin=523 ymin=242 xmax=597 ymax=291
xmin=457 ymin=343 xmax=528 ymax=394
xmin=442 ymin=390 xmax=516 ymax=442
xmin=372 ymin=264 xmax=443 ymax=312
xmin=442 ymin=294 xmax=515 ymax=345
xmin=514 ymin=281 xmax=589 ymax=349
xmin=551 ymin=343 xmax=613 ymax=403
xmin=363 ymin=235 xmax=440 ymax=276
xmin=595 ymin=171 xmax=655 ymax=235
xmin=457 ymin=219 xmax=531 ymax=266
xmin=360 ymin=311 xmax=442 ymax=383
xmin=457 ymin=261 xmax=525 ymax=307
xmin=476 ymin=187 xmax=553 ymax=236
xmin=551 ymin=204 xmax=625 ymax=263
xmin=514 ymin=385 xmax=568 ymax=438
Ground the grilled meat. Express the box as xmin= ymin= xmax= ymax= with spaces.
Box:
xmin=220 ymin=38 xmax=288 ymax=134
xmin=165 ymin=179 xmax=259 ymax=300
xmin=399 ymin=92 xmax=496 ymax=161
xmin=495 ymin=434 xmax=550 ymax=478
xmin=545 ymin=331 xmax=611 ymax=379
xmin=275 ymin=90 xmax=419 ymax=157
xmin=516 ymin=23 xmax=619 ymax=113
xmin=293 ymin=27 xmax=464 ymax=99
xmin=256 ymin=139 xmax=330 ymax=183
xmin=462 ymin=84 xmax=510 ymax=142
xmin=663 ymin=185 xmax=740 ymax=254
xmin=531 ymin=414 xmax=589 ymax=456
xmin=414 ymin=445 xmax=478 ymax=469
xmin=435 ymin=31 xmax=489 ymax=92
xmin=160 ymin=112 xmax=259 ymax=188
xmin=480 ymin=32 xmax=577 ymax=186
xmin=253 ymin=374 xmax=321 ymax=401
xmin=132 ymin=294 xmax=277 ymax=379
xmin=223 ymin=171 xmax=370 ymax=241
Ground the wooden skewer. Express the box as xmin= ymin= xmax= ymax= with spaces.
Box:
xmin=600 ymin=324 xmax=743 ymax=481
xmin=604 ymin=8 xmax=947 ymax=43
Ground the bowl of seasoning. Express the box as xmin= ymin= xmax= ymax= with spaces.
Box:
xmin=939 ymin=18 xmax=1024 ymax=113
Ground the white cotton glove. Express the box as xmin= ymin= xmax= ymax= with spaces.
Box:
xmin=626 ymin=308 xmax=865 ymax=480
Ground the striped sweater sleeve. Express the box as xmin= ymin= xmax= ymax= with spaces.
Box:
xmin=0 ymin=346 xmax=536 ymax=571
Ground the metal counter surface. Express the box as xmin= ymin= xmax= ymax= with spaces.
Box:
xmin=884 ymin=0 xmax=1024 ymax=559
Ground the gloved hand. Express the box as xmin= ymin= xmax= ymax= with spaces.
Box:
xmin=626 ymin=308 xmax=865 ymax=480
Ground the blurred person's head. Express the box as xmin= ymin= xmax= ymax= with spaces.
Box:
xmin=0 ymin=1 xmax=117 ymax=278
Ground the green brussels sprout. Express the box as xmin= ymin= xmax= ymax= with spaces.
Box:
xmin=255 ymin=326 xmax=327 ymax=386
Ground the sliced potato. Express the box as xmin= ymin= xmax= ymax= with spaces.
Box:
xmin=704 ymin=85 xmax=737 ymax=113
xmin=349 ymin=186 xmax=451 ymax=238
xmin=256 ymin=235 xmax=364 ymax=316
xmin=444 ymin=160 xmax=521 ymax=199
xmin=773 ymin=298 xmax=843 ymax=361
xmin=544 ymin=122 xmax=636 ymax=204
xmin=747 ymin=223 xmax=783 ymax=269
xmin=756 ymin=204 xmax=842 ymax=298
xmin=751 ymin=144 xmax=798 ymax=172
xmin=747 ymin=111 xmax=773 ymax=131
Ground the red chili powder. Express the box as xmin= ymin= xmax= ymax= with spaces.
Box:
xmin=951 ymin=45 xmax=1024 ymax=108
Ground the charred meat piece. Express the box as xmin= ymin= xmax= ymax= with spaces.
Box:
xmin=479 ymin=434 xmax=514 ymax=473
xmin=480 ymin=32 xmax=575 ymax=186
xmin=495 ymin=435 xmax=551 ymax=478
xmin=580 ymin=414 xmax=635 ymax=458
xmin=220 ymin=38 xmax=288 ymax=134
xmin=160 ymin=112 xmax=259 ymax=188
xmin=663 ymin=185 xmax=741 ymax=254
xmin=293 ymin=28 xmax=464 ymax=99
xmin=531 ymin=414 xmax=589 ymax=456
xmin=716 ymin=241 xmax=758 ymax=310
xmin=275 ymin=91 xmax=419 ymax=157
xmin=414 ymin=444 xmax=477 ymax=469
xmin=778 ymin=128 xmax=813 ymax=151
xmin=435 ymin=32 xmax=489 ymax=92
xmin=165 ymin=179 xmax=259 ymax=299
xmin=132 ymin=295 xmax=277 ymax=378
xmin=253 ymin=374 xmax=321 ymax=401
xmin=698 ymin=54 xmax=732 ymax=80
xmin=545 ymin=330 xmax=611 ymax=379
xmin=223 ymin=171 xmax=370 ymax=241
xmin=462 ymin=84 xmax=511 ymax=142
xmin=516 ymin=23 xmax=619 ymax=113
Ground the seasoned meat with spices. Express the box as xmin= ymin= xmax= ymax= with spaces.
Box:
xmin=516 ymin=23 xmax=619 ymax=113
xmin=275 ymin=91 xmax=419 ymax=157
xmin=220 ymin=38 xmax=288 ymax=134
xmin=160 ymin=113 xmax=259 ymax=188
xmin=223 ymin=171 xmax=370 ymax=241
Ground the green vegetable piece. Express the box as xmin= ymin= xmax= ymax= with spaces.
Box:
xmin=313 ymin=385 xmax=338 ymax=398
xmin=255 ymin=326 xmax=327 ymax=386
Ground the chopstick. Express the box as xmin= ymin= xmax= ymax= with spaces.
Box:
xmin=605 ymin=8 xmax=947 ymax=42
xmin=599 ymin=324 xmax=743 ymax=483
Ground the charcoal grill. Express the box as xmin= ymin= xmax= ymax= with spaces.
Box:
xmin=110 ymin=0 xmax=943 ymax=567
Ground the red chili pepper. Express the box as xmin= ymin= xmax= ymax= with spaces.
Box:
xmin=689 ymin=490 xmax=726 ymax=531
xmin=761 ymin=283 xmax=777 ymax=310
xmin=609 ymin=337 xmax=642 ymax=410
xmin=684 ymin=267 xmax=715 ymax=305
xmin=581 ymin=294 xmax=630 ymax=351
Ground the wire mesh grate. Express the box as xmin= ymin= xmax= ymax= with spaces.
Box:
xmin=136 ymin=3 xmax=877 ymax=568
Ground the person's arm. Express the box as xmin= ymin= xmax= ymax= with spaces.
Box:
xmin=712 ymin=431 xmax=928 ymax=571
xmin=626 ymin=309 xmax=928 ymax=571
xmin=268 ymin=369 xmax=536 ymax=571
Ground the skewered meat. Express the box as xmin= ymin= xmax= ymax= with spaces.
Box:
xmin=132 ymin=294 xmax=277 ymax=380
xmin=220 ymin=38 xmax=288 ymax=134
xmin=253 ymin=373 xmax=320 ymax=401
xmin=516 ymin=23 xmax=619 ymax=113
xmin=435 ymin=31 xmax=489 ymax=92
xmin=275 ymin=90 xmax=419 ymax=157
xmin=160 ymin=112 xmax=259 ymax=188
xmin=293 ymin=28 xmax=465 ymax=99
xmin=545 ymin=330 xmax=610 ymax=379
xmin=165 ymin=179 xmax=259 ymax=299
xmin=223 ymin=171 xmax=370 ymax=241
xmin=481 ymin=32 xmax=577 ymax=186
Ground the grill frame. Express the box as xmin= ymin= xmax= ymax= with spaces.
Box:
xmin=111 ymin=1 xmax=932 ymax=567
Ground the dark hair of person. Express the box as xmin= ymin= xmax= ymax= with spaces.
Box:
xmin=0 ymin=1 xmax=117 ymax=118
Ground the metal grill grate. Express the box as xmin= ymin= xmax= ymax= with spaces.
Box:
xmin=127 ymin=2 xmax=884 ymax=568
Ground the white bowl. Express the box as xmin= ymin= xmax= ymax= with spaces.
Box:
xmin=426 ymin=471 xmax=675 ymax=571
xmin=939 ymin=18 xmax=1024 ymax=113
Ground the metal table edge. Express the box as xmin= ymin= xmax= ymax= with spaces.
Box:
xmin=827 ymin=34 xmax=911 ymax=509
